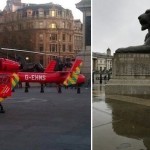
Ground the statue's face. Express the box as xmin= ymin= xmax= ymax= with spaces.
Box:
xmin=138 ymin=9 xmax=150 ymax=31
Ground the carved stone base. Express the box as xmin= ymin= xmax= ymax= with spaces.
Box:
xmin=105 ymin=79 xmax=150 ymax=95
xmin=106 ymin=53 xmax=150 ymax=96
xmin=77 ymin=50 xmax=91 ymax=83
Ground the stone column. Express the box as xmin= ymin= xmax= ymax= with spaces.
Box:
xmin=76 ymin=0 xmax=91 ymax=83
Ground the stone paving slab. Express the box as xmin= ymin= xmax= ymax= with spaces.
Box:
xmin=93 ymin=109 xmax=112 ymax=127
xmin=0 ymin=87 xmax=91 ymax=150
xmin=93 ymin=124 xmax=146 ymax=150
xmin=93 ymin=84 xmax=150 ymax=150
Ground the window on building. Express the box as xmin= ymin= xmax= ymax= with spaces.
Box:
xmin=18 ymin=24 xmax=22 ymax=30
xmin=39 ymin=22 xmax=43 ymax=28
xmin=27 ymin=10 xmax=32 ymax=17
xmin=45 ymin=10 xmax=49 ymax=17
xmin=50 ymin=10 xmax=56 ymax=17
xmin=52 ymin=23 xmax=56 ymax=28
xmin=39 ymin=44 xmax=43 ymax=52
xmin=40 ymin=56 xmax=43 ymax=65
xmin=52 ymin=10 xmax=55 ymax=17
xmin=62 ymin=11 xmax=65 ymax=18
xmin=68 ymin=45 xmax=72 ymax=52
xmin=50 ymin=44 xmax=57 ymax=52
xmin=30 ymin=22 xmax=33 ymax=28
xmin=38 ymin=9 xmax=44 ymax=17
xmin=49 ymin=33 xmax=57 ymax=41
xmin=18 ymin=13 xmax=22 ymax=19
xmin=62 ymin=34 xmax=65 ymax=41
xmin=53 ymin=56 xmax=57 ymax=59
xmin=69 ymin=35 xmax=72 ymax=42
xmin=58 ymin=10 xmax=62 ymax=17
xmin=39 ymin=34 xmax=44 ymax=41
xmin=62 ymin=22 xmax=65 ymax=28
xmin=22 ymin=11 xmax=27 ymax=18
xmin=67 ymin=22 xmax=71 ymax=29
xmin=26 ymin=22 xmax=33 ymax=29
xmin=49 ymin=23 xmax=56 ymax=29
xmin=62 ymin=44 xmax=66 ymax=52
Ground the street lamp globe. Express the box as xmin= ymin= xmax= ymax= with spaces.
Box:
xmin=25 ymin=57 xmax=29 ymax=61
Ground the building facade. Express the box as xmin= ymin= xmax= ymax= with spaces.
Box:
xmin=73 ymin=19 xmax=83 ymax=57
xmin=92 ymin=48 xmax=113 ymax=83
xmin=0 ymin=0 xmax=83 ymax=66
xmin=93 ymin=48 xmax=113 ymax=72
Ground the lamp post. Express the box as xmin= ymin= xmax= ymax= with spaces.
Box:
xmin=100 ymin=71 xmax=102 ymax=84
xmin=93 ymin=71 xmax=95 ymax=84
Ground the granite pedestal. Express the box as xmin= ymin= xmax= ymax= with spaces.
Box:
xmin=105 ymin=53 xmax=150 ymax=96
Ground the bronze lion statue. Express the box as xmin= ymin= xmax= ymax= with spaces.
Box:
xmin=116 ymin=9 xmax=150 ymax=53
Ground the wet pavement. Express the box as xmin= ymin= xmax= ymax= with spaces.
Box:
xmin=93 ymin=84 xmax=150 ymax=150
xmin=0 ymin=86 xmax=91 ymax=150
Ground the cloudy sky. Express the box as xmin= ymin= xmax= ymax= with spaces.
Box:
xmin=0 ymin=0 xmax=82 ymax=20
xmin=92 ymin=0 xmax=150 ymax=54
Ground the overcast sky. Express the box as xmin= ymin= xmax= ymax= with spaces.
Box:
xmin=0 ymin=0 xmax=82 ymax=21
xmin=92 ymin=0 xmax=150 ymax=54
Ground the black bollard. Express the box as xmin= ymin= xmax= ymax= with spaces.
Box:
xmin=25 ymin=82 xmax=29 ymax=93
xmin=100 ymin=74 xmax=102 ymax=84
xmin=77 ymin=87 xmax=80 ymax=94
xmin=58 ymin=85 xmax=62 ymax=93
xmin=0 ymin=103 xmax=5 ymax=113
xmin=93 ymin=72 xmax=95 ymax=84
xmin=12 ymin=88 xmax=15 ymax=92
xmin=19 ymin=81 xmax=22 ymax=88
xmin=40 ymin=84 xmax=44 ymax=93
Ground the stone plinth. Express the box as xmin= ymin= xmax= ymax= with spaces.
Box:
xmin=105 ymin=53 xmax=150 ymax=96
xmin=76 ymin=0 xmax=91 ymax=85
xmin=77 ymin=50 xmax=91 ymax=81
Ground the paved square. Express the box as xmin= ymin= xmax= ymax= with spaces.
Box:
xmin=0 ymin=86 xmax=91 ymax=150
